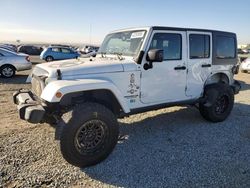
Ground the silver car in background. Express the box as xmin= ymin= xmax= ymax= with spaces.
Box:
xmin=0 ymin=48 xmax=32 ymax=78
xmin=240 ymin=58 xmax=250 ymax=73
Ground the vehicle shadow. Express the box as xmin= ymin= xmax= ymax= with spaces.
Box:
xmin=0 ymin=75 xmax=28 ymax=85
xmin=238 ymin=80 xmax=250 ymax=91
xmin=32 ymin=62 xmax=42 ymax=65
xmin=82 ymin=103 xmax=250 ymax=187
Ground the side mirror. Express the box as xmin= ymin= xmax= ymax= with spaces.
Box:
xmin=144 ymin=49 xmax=163 ymax=70
xmin=146 ymin=49 xmax=163 ymax=62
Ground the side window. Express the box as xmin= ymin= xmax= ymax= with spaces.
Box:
xmin=216 ymin=36 xmax=235 ymax=59
xmin=52 ymin=48 xmax=60 ymax=52
xmin=189 ymin=34 xmax=210 ymax=59
xmin=149 ymin=33 xmax=182 ymax=60
xmin=61 ymin=48 xmax=71 ymax=53
xmin=0 ymin=50 xmax=6 ymax=56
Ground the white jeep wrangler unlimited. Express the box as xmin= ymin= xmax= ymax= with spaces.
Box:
xmin=13 ymin=26 xmax=240 ymax=167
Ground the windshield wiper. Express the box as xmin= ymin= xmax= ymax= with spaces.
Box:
xmin=98 ymin=51 xmax=124 ymax=60
xmin=112 ymin=52 xmax=124 ymax=60
xmin=98 ymin=52 xmax=107 ymax=58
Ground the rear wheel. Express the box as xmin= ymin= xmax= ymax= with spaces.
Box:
xmin=60 ymin=102 xmax=119 ymax=167
xmin=199 ymin=83 xmax=234 ymax=122
xmin=45 ymin=56 xmax=54 ymax=62
xmin=0 ymin=65 xmax=16 ymax=78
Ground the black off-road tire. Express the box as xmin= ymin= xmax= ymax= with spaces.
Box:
xmin=199 ymin=83 xmax=234 ymax=122
xmin=60 ymin=102 xmax=119 ymax=168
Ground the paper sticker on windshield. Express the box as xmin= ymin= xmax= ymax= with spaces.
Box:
xmin=131 ymin=31 xmax=145 ymax=39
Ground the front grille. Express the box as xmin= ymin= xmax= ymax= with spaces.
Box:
xmin=31 ymin=75 xmax=45 ymax=97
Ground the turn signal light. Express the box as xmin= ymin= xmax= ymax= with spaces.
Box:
xmin=55 ymin=92 xmax=63 ymax=98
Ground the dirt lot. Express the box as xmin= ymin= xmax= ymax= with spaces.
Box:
xmin=0 ymin=61 xmax=250 ymax=187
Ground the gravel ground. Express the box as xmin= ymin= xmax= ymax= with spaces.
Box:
xmin=0 ymin=63 xmax=250 ymax=187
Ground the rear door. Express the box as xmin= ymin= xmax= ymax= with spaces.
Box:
xmin=61 ymin=48 xmax=73 ymax=59
xmin=186 ymin=31 xmax=212 ymax=98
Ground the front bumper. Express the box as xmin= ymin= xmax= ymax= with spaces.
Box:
xmin=13 ymin=89 xmax=46 ymax=124
xmin=231 ymin=80 xmax=241 ymax=94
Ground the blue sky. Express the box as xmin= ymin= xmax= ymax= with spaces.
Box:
xmin=0 ymin=0 xmax=249 ymax=45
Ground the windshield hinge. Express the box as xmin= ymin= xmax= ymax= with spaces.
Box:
xmin=57 ymin=69 xmax=62 ymax=80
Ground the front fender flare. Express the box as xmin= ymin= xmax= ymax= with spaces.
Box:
xmin=41 ymin=79 xmax=130 ymax=113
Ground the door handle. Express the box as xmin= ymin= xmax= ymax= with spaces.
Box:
xmin=174 ymin=66 xmax=186 ymax=70
xmin=201 ymin=64 xmax=211 ymax=68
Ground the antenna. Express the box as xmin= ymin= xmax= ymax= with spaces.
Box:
xmin=89 ymin=24 xmax=92 ymax=44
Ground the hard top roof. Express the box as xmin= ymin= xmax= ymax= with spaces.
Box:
xmin=110 ymin=26 xmax=236 ymax=35
xmin=151 ymin=26 xmax=236 ymax=35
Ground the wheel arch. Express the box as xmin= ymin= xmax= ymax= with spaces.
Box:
xmin=0 ymin=64 xmax=17 ymax=71
xmin=45 ymin=55 xmax=54 ymax=61
xmin=205 ymin=72 xmax=230 ymax=86
xmin=60 ymin=89 xmax=125 ymax=116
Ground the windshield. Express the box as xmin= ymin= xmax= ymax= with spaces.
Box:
xmin=99 ymin=30 xmax=146 ymax=57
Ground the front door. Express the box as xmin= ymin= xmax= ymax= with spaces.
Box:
xmin=140 ymin=30 xmax=189 ymax=104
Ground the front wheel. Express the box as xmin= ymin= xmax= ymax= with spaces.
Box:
xmin=45 ymin=56 xmax=54 ymax=62
xmin=60 ymin=102 xmax=119 ymax=167
xmin=0 ymin=65 xmax=16 ymax=78
xmin=199 ymin=83 xmax=234 ymax=122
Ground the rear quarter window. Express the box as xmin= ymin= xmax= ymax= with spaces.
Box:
xmin=216 ymin=36 xmax=236 ymax=59
xmin=0 ymin=49 xmax=15 ymax=56
xmin=61 ymin=48 xmax=71 ymax=53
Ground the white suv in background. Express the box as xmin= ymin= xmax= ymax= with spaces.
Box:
xmin=240 ymin=58 xmax=250 ymax=73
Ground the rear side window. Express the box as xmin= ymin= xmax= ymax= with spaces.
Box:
xmin=61 ymin=48 xmax=71 ymax=53
xmin=189 ymin=34 xmax=210 ymax=59
xmin=216 ymin=36 xmax=235 ymax=59
xmin=149 ymin=33 xmax=182 ymax=60
xmin=0 ymin=49 xmax=14 ymax=56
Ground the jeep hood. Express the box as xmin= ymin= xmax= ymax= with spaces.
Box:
xmin=35 ymin=57 xmax=137 ymax=78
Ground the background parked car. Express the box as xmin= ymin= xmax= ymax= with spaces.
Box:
xmin=40 ymin=46 xmax=81 ymax=62
xmin=50 ymin=44 xmax=72 ymax=48
xmin=242 ymin=49 xmax=249 ymax=54
xmin=240 ymin=58 xmax=250 ymax=73
xmin=18 ymin=45 xmax=43 ymax=55
xmin=238 ymin=48 xmax=247 ymax=54
xmin=0 ymin=48 xmax=32 ymax=78
xmin=77 ymin=45 xmax=99 ymax=57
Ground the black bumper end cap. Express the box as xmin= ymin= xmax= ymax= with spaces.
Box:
xmin=231 ymin=80 xmax=241 ymax=94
